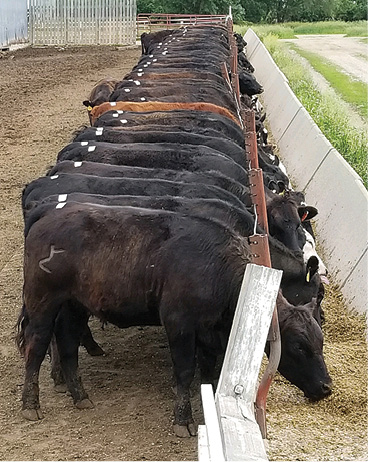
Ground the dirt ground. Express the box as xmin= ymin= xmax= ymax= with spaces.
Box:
xmin=0 ymin=43 xmax=367 ymax=461
xmin=283 ymin=34 xmax=368 ymax=84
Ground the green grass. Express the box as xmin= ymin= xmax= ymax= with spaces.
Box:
xmin=261 ymin=35 xmax=368 ymax=188
xmin=234 ymin=20 xmax=368 ymax=40
xmin=289 ymin=44 xmax=368 ymax=118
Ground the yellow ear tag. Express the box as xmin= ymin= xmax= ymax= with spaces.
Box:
xmin=306 ymin=269 xmax=310 ymax=282
xmin=87 ymin=106 xmax=93 ymax=111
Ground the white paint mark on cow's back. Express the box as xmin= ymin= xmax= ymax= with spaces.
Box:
xmin=50 ymin=175 xmax=59 ymax=180
xmin=117 ymin=110 xmax=124 ymax=114
xmin=134 ymin=80 xmax=141 ymax=86
xmin=74 ymin=162 xmax=82 ymax=168
xmin=124 ymin=88 xmax=131 ymax=92
xmin=121 ymin=119 xmax=128 ymax=124
xmin=58 ymin=194 xmax=68 ymax=202
xmin=56 ymin=202 xmax=66 ymax=209
xmin=88 ymin=146 xmax=96 ymax=152
xmin=81 ymin=141 xmax=88 ymax=146
xmin=96 ymin=128 xmax=104 ymax=135
xmin=137 ymin=73 xmax=144 ymax=77
xmin=110 ymin=102 xmax=117 ymax=106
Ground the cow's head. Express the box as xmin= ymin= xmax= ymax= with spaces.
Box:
xmin=239 ymin=71 xmax=263 ymax=96
xmin=275 ymin=290 xmax=332 ymax=401
xmin=281 ymin=255 xmax=323 ymax=308
xmin=82 ymin=100 xmax=94 ymax=125
xmin=266 ymin=190 xmax=318 ymax=252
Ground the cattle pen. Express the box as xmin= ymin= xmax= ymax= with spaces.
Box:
xmin=0 ymin=18 xmax=367 ymax=462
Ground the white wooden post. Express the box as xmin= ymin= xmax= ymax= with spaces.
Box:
xmin=216 ymin=264 xmax=282 ymax=461
xmin=199 ymin=264 xmax=282 ymax=461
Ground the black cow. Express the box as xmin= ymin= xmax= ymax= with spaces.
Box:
xmin=238 ymin=51 xmax=255 ymax=73
xmin=141 ymin=29 xmax=175 ymax=54
xmin=123 ymin=70 xmax=226 ymax=87
xmin=238 ymin=71 xmax=263 ymax=96
xmin=22 ymin=173 xmax=250 ymax=211
xmin=56 ymin=142 xmax=249 ymax=184
xmin=71 ymin=129 xmax=246 ymax=167
xmin=18 ymin=203 xmax=332 ymax=437
xmin=47 ymin=162 xmax=249 ymax=199
xmin=273 ymin=291 xmax=332 ymax=400
xmin=265 ymin=189 xmax=318 ymax=252
xmin=73 ymin=123 xmax=244 ymax=147
xmin=82 ymin=77 xmax=119 ymax=109
xmin=92 ymin=110 xmax=245 ymax=147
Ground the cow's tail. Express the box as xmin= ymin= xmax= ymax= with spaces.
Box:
xmin=16 ymin=303 xmax=28 ymax=355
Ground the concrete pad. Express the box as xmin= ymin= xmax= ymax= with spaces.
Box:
xmin=304 ymin=149 xmax=368 ymax=309
xmin=277 ymin=108 xmax=333 ymax=190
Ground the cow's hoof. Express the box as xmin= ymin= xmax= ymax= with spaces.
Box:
xmin=173 ymin=423 xmax=197 ymax=438
xmin=22 ymin=408 xmax=44 ymax=421
xmin=54 ymin=384 xmax=67 ymax=393
xmin=85 ymin=344 xmax=105 ymax=356
xmin=75 ymin=398 xmax=94 ymax=409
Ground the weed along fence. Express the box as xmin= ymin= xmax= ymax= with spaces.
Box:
xmin=28 ymin=0 xmax=137 ymax=46
xmin=0 ymin=0 xmax=28 ymax=48
xmin=244 ymin=28 xmax=368 ymax=315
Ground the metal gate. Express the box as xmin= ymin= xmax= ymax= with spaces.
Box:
xmin=0 ymin=0 xmax=28 ymax=48
xmin=28 ymin=0 xmax=136 ymax=46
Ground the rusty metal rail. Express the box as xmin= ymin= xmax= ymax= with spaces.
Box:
xmin=137 ymin=13 xmax=227 ymax=36
xmin=227 ymin=24 xmax=281 ymax=440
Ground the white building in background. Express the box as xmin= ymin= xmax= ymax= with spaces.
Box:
xmin=0 ymin=0 xmax=28 ymax=48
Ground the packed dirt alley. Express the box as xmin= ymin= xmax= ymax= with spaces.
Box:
xmin=0 ymin=43 xmax=367 ymax=461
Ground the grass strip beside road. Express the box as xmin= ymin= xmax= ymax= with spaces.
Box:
xmin=262 ymin=35 xmax=368 ymax=188
xmin=235 ymin=20 xmax=368 ymax=39
xmin=289 ymin=44 xmax=368 ymax=118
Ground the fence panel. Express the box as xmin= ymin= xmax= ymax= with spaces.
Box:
xmin=29 ymin=0 xmax=136 ymax=45
xmin=136 ymin=13 xmax=228 ymax=37
xmin=0 ymin=0 xmax=28 ymax=48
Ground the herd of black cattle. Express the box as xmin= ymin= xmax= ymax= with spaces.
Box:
xmin=17 ymin=24 xmax=332 ymax=438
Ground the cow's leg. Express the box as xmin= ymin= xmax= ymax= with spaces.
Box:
xmin=165 ymin=329 xmax=197 ymax=438
xmin=54 ymin=303 xmax=94 ymax=410
xmin=21 ymin=305 xmax=57 ymax=421
xmin=50 ymin=336 xmax=67 ymax=393
xmin=80 ymin=322 xmax=105 ymax=356
xmin=197 ymin=346 xmax=218 ymax=385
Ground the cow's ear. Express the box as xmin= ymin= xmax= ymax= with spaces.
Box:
xmin=298 ymin=205 xmax=318 ymax=221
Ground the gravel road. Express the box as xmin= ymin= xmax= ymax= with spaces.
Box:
xmin=283 ymin=34 xmax=368 ymax=83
